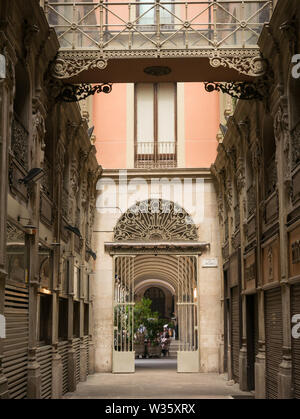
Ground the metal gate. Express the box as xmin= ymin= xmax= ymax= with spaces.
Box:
xmin=177 ymin=256 xmax=199 ymax=373
xmin=113 ymin=256 xmax=135 ymax=373
xmin=2 ymin=281 xmax=29 ymax=399
xmin=265 ymin=287 xmax=283 ymax=399
xmin=291 ymin=283 xmax=300 ymax=399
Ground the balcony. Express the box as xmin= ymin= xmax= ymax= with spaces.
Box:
xmin=42 ymin=0 xmax=273 ymax=82
xmin=135 ymin=141 xmax=176 ymax=168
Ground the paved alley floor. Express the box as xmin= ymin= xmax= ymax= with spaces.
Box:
xmin=63 ymin=359 xmax=253 ymax=399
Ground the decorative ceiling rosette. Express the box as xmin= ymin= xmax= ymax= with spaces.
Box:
xmin=114 ymin=199 xmax=198 ymax=242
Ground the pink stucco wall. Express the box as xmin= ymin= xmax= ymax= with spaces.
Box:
xmin=184 ymin=83 xmax=219 ymax=168
xmin=93 ymin=83 xmax=127 ymax=169
xmin=93 ymin=82 xmax=219 ymax=169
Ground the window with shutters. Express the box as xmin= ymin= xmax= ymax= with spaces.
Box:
xmin=135 ymin=83 xmax=177 ymax=168
xmin=137 ymin=0 xmax=174 ymax=30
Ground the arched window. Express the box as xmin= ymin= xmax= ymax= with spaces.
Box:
xmin=144 ymin=287 xmax=165 ymax=318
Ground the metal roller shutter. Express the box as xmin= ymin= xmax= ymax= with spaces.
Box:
xmin=265 ymin=287 xmax=283 ymax=399
xmin=291 ymin=284 xmax=300 ymax=399
xmin=2 ymin=282 xmax=29 ymax=399
xmin=231 ymin=286 xmax=240 ymax=382
xmin=83 ymin=335 xmax=89 ymax=375
xmin=73 ymin=338 xmax=81 ymax=385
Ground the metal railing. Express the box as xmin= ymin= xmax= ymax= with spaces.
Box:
xmin=135 ymin=141 xmax=177 ymax=168
xmin=43 ymin=1 xmax=273 ymax=51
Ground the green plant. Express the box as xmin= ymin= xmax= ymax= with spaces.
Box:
xmin=134 ymin=298 xmax=164 ymax=344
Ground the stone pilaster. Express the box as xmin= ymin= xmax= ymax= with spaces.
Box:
xmin=255 ymin=345 xmax=266 ymax=399
xmin=88 ymin=340 xmax=95 ymax=375
xmin=80 ymin=340 xmax=87 ymax=382
xmin=52 ymin=348 xmax=63 ymax=399
xmin=27 ymin=348 xmax=41 ymax=399
xmin=239 ymin=341 xmax=248 ymax=391
xmin=67 ymin=342 xmax=76 ymax=393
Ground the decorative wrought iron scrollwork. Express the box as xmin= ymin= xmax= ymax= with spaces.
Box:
xmin=204 ymin=78 xmax=270 ymax=101
xmin=55 ymin=83 xmax=113 ymax=103
xmin=114 ymin=199 xmax=198 ymax=242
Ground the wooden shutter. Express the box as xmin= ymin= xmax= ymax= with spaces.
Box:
xmin=2 ymin=282 xmax=29 ymax=399
xmin=265 ymin=287 xmax=283 ymax=399
xmin=291 ymin=284 xmax=300 ymax=399
xmin=231 ymin=286 xmax=240 ymax=382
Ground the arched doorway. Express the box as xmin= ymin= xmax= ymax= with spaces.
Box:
xmin=144 ymin=287 xmax=166 ymax=318
xmin=108 ymin=199 xmax=209 ymax=374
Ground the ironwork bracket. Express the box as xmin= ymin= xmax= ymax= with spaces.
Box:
xmin=204 ymin=77 xmax=271 ymax=101
xmin=55 ymin=83 xmax=113 ymax=103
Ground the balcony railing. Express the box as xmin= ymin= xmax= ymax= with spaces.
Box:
xmin=135 ymin=141 xmax=176 ymax=168
xmin=44 ymin=1 xmax=272 ymax=51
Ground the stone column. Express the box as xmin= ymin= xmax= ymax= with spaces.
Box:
xmin=251 ymin=133 xmax=266 ymax=398
xmin=80 ymin=268 xmax=87 ymax=382
xmin=237 ymin=155 xmax=248 ymax=391
xmin=51 ymin=291 xmax=62 ymax=399
xmin=67 ymin=256 xmax=76 ymax=392
xmin=255 ymin=289 xmax=266 ymax=399
xmin=0 ymin=45 xmax=14 ymax=399
xmin=88 ymin=289 xmax=95 ymax=375
xmin=274 ymin=102 xmax=292 ymax=398
xmin=27 ymin=285 xmax=41 ymax=399
xmin=27 ymin=171 xmax=42 ymax=399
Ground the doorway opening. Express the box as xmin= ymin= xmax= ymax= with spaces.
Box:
xmin=112 ymin=254 xmax=199 ymax=373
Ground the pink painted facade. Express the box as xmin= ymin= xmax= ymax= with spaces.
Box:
xmin=93 ymin=83 xmax=219 ymax=169
xmin=93 ymin=83 xmax=127 ymax=169
xmin=184 ymin=83 xmax=219 ymax=168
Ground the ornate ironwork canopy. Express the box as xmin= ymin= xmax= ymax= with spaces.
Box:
xmin=43 ymin=0 xmax=273 ymax=81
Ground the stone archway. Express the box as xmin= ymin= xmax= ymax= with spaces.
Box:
xmin=109 ymin=199 xmax=208 ymax=374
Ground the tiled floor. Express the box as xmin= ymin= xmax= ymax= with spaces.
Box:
xmin=63 ymin=359 xmax=253 ymax=399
